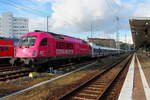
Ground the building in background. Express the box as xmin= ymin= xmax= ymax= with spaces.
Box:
xmin=88 ymin=38 xmax=116 ymax=48
xmin=0 ymin=12 xmax=28 ymax=38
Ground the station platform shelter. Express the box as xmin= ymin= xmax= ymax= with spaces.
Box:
xmin=118 ymin=53 xmax=150 ymax=100
xmin=118 ymin=18 xmax=150 ymax=100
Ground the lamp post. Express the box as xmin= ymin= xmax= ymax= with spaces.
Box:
xmin=115 ymin=16 xmax=120 ymax=53
xmin=47 ymin=16 xmax=49 ymax=32
xmin=91 ymin=23 xmax=93 ymax=38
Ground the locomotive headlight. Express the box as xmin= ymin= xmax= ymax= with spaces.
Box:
xmin=32 ymin=50 xmax=37 ymax=56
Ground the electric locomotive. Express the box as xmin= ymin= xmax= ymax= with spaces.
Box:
xmin=11 ymin=30 xmax=91 ymax=71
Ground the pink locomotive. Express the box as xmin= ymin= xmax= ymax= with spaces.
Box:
xmin=11 ymin=30 xmax=124 ymax=71
xmin=11 ymin=30 xmax=91 ymax=71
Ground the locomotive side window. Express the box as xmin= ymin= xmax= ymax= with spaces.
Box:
xmin=56 ymin=42 xmax=73 ymax=49
xmin=40 ymin=38 xmax=47 ymax=46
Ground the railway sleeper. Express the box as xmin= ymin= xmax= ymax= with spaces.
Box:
xmin=74 ymin=93 xmax=97 ymax=99
xmin=79 ymin=91 xmax=100 ymax=95
xmin=82 ymin=90 xmax=101 ymax=94
xmin=72 ymin=96 xmax=95 ymax=100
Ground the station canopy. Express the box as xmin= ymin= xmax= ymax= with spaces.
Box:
xmin=129 ymin=17 xmax=150 ymax=49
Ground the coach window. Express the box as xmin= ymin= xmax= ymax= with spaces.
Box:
xmin=40 ymin=38 xmax=47 ymax=46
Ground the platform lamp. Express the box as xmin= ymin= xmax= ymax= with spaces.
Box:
xmin=144 ymin=21 xmax=149 ymax=38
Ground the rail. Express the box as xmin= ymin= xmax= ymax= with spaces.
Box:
xmin=58 ymin=55 xmax=132 ymax=100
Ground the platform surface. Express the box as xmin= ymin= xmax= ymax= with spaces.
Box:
xmin=118 ymin=53 xmax=150 ymax=100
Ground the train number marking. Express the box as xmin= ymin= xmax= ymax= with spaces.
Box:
xmin=56 ymin=49 xmax=73 ymax=55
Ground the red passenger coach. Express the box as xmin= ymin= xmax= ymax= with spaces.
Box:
xmin=12 ymin=30 xmax=91 ymax=71
xmin=0 ymin=40 xmax=14 ymax=59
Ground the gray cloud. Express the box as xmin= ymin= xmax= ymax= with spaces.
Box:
xmin=29 ymin=0 xmax=150 ymax=43
xmin=49 ymin=0 xmax=134 ymax=34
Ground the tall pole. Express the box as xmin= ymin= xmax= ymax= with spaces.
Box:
xmin=91 ymin=23 xmax=93 ymax=38
xmin=125 ymin=33 xmax=127 ymax=52
xmin=115 ymin=16 xmax=120 ymax=52
xmin=47 ymin=16 xmax=49 ymax=32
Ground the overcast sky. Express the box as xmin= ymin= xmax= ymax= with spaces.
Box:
xmin=0 ymin=0 xmax=150 ymax=43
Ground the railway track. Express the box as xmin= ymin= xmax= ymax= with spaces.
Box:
xmin=52 ymin=59 xmax=96 ymax=74
xmin=0 ymin=63 xmax=11 ymax=67
xmin=0 ymin=59 xmax=95 ymax=81
xmin=0 ymin=66 xmax=28 ymax=72
xmin=58 ymin=55 xmax=132 ymax=100
xmin=0 ymin=65 xmax=31 ymax=81
xmin=0 ymin=71 xmax=30 ymax=81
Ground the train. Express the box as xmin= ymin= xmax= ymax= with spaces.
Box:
xmin=0 ymin=37 xmax=18 ymax=57
xmin=0 ymin=40 xmax=14 ymax=58
xmin=89 ymin=43 xmax=124 ymax=57
xmin=10 ymin=30 xmax=125 ymax=71
xmin=0 ymin=39 xmax=14 ymax=64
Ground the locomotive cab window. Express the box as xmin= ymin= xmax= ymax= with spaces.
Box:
xmin=40 ymin=38 xmax=47 ymax=46
xmin=20 ymin=36 xmax=36 ymax=47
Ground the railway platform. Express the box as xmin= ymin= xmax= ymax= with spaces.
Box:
xmin=118 ymin=53 xmax=150 ymax=100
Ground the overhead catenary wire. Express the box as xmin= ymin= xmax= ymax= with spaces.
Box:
xmin=8 ymin=0 xmax=49 ymax=15
xmin=105 ymin=0 xmax=126 ymax=31
xmin=0 ymin=0 xmax=48 ymax=17
xmin=105 ymin=0 xmax=121 ymax=32
xmin=0 ymin=0 xmax=52 ymax=33
xmin=105 ymin=0 xmax=122 ymax=50
xmin=106 ymin=0 xmax=127 ymax=42
xmin=111 ymin=0 xmax=129 ymax=44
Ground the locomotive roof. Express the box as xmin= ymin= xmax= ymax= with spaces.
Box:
xmin=34 ymin=30 xmax=88 ymax=44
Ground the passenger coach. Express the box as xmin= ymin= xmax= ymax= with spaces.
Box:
xmin=89 ymin=43 xmax=120 ymax=57
xmin=0 ymin=39 xmax=14 ymax=64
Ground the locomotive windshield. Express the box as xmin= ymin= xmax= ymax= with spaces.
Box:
xmin=19 ymin=36 xmax=36 ymax=47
